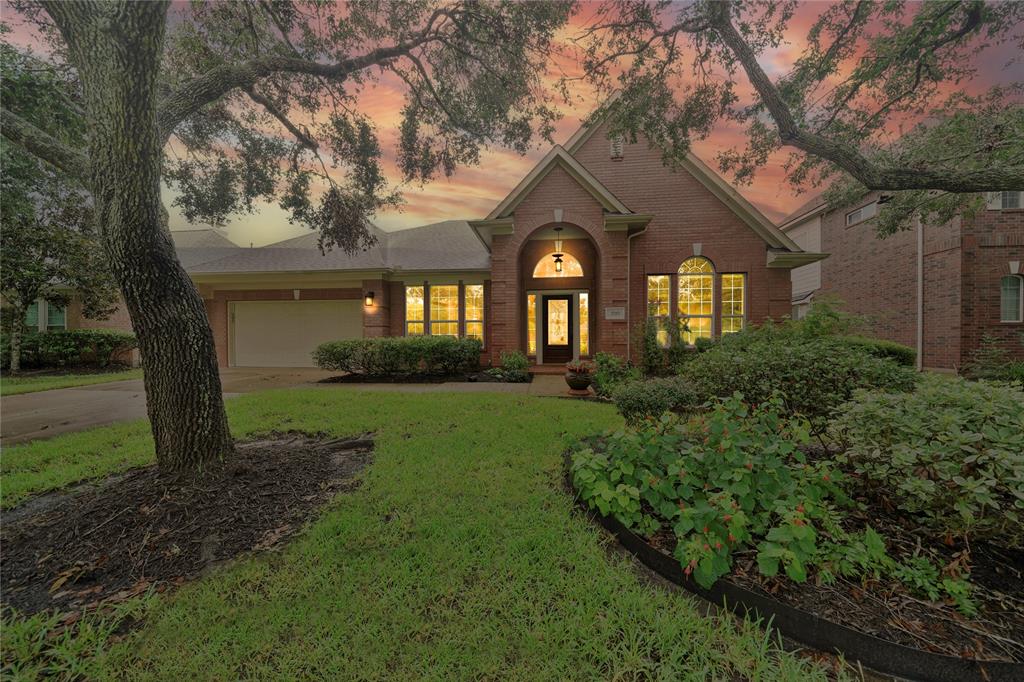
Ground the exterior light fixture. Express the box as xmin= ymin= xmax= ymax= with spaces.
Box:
xmin=552 ymin=225 xmax=564 ymax=273
xmin=364 ymin=291 xmax=375 ymax=307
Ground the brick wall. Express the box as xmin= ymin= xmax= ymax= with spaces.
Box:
xmin=960 ymin=208 xmax=1024 ymax=364
xmin=571 ymin=121 xmax=791 ymax=359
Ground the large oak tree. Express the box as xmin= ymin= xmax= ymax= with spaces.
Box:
xmin=1 ymin=0 xmax=571 ymax=472
xmin=573 ymin=0 xmax=1024 ymax=232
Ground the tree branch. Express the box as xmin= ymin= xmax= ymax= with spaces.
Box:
xmin=708 ymin=2 xmax=1023 ymax=192
xmin=1 ymin=107 xmax=89 ymax=180
xmin=242 ymin=87 xmax=317 ymax=150
xmin=156 ymin=9 xmax=452 ymax=142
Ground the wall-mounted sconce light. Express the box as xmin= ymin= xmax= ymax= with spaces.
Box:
xmin=364 ymin=291 xmax=375 ymax=307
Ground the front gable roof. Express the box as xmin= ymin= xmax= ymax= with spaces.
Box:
xmin=564 ymin=103 xmax=806 ymax=253
xmin=485 ymin=145 xmax=631 ymax=219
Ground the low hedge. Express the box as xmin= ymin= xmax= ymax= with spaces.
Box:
xmin=612 ymin=376 xmax=696 ymax=425
xmin=313 ymin=336 xmax=482 ymax=376
xmin=2 ymin=329 xmax=137 ymax=369
xmin=841 ymin=336 xmax=916 ymax=367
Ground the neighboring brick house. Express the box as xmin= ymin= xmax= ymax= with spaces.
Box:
xmin=781 ymin=191 xmax=1024 ymax=371
xmin=37 ymin=107 xmax=825 ymax=369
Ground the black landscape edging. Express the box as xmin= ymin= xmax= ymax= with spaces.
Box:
xmin=568 ymin=479 xmax=1023 ymax=682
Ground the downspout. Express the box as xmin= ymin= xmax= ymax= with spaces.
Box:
xmin=916 ymin=214 xmax=924 ymax=372
xmin=625 ymin=224 xmax=649 ymax=361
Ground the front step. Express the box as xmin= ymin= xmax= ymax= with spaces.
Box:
xmin=529 ymin=364 xmax=567 ymax=375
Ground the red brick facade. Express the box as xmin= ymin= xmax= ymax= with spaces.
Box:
xmin=810 ymin=195 xmax=1023 ymax=370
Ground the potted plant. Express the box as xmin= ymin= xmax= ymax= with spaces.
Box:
xmin=564 ymin=359 xmax=595 ymax=395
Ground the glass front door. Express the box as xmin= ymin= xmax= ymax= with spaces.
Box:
xmin=542 ymin=295 xmax=573 ymax=363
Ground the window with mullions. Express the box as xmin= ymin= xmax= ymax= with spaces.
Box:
xmin=678 ymin=257 xmax=714 ymax=344
xmin=464 ymin=284 xmax=484 ymax=343
xmin=646 ymin=275 xmax=671 ymax=347
xmin=429 ymin=285 xmax=459 ymax=337
xmin=405 ymin=286 xmax=424 ymax=335
xmin=721 ymin=274 xmax=746 ymax=334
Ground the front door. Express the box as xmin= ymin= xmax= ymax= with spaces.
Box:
xmin=542 ymin=295 xmax=573 ymax=364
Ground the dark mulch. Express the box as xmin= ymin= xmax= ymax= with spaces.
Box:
xmin=319 ymin=371 xmax=531 ymax=384
xmin=1 ymin=433 xmax=373 ymax=616
xmin=641 ymin=506 xmax=1024 ymax=663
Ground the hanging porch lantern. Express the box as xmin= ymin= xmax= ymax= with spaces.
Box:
xmin=552 ymin=226 xmax=564 ymax=273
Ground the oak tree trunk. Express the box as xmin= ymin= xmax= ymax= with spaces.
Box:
xmin=54 ymin=1 xmax=233 ymax=471
xmin=9 ymin=303 xmax=24 ymax=374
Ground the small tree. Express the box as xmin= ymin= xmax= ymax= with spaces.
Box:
xmin=574 ymin=0 xmax=1024 ymax=233
xmin=0 ymin=37 xmax=117 ymax=373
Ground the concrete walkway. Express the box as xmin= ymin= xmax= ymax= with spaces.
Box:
xmin=1 ymin=370 xmax=576 ymax=446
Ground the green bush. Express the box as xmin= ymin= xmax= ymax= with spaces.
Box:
xmin=571 ymin=395 xmax=975 ymax=611
xmin=841 ymin=336 xmax=916 ymax=367
xmin=833 ymin=376 xmax=1024 ymax=547
xmin=591 ymin=351 xmax=641 ymax=398
xmin=2 ymin=329 xmax=137 ymax=370
xmin=962 ymin=334 xmax=1024 ymax=382
xmin=485 ymin=350 xmax=529 ymax=383
xmin=313 ymin=336 xmax=482 ymax=377
xmin=679 ymin=330 xmax=917 ymax=434
xmin=611 ymin=376 xmax=696 ymax=426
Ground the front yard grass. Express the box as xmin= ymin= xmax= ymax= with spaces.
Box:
xmin=0 ymin=368 xmax=143 ymax=396
xmin=1 ymin=391 xmax=837 ymax=680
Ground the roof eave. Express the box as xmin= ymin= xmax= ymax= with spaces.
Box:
xmin=766 ymin=250 xmax=829 ymax=269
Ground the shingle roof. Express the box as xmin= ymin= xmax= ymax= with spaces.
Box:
xmin=778 ymin=194 xmax=828 ymax=229
xmin=182 ymin=221 xmax=489 ymax=274
xmin=170 ymin=228 xmax=238 ymax=249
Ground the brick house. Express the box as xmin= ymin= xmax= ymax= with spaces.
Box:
xmin=781 ymin=191 xmax=1024 ymax=371
xmin=52 ymin=109 xmax=823 ymax=369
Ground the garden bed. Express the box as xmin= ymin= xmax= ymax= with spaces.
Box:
xmin=567 ymin=441 xmax=1024 ymax=682
xmin=1 ymin=433 xmax=373 ymax=616
xmin=319 ymin=371 xmax=531 ymax=384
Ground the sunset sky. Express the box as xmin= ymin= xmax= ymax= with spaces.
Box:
xmin=3 ymin=1 xmax=1021 ymax=246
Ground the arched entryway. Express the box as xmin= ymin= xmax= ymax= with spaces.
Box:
xmin=518 ymin=224 xmax=598 ymax=364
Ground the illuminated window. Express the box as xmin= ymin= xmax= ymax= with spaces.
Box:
xmin=678 ymin=257 xmax=714 ymax=344
xmin=464 ymin=284 xmax=484 ymax=343
xmin=533 ymin=253 xmax=584 ymax=278
xmin=579 ymin=292 xmax=589 ymax=356
xmin=647 ymin=275 xmax=671 ymax=347
xmin=721 ymin=274 xmax=746 ymax=334
xmin=1002 ymin=275 xmax=1023 ymax=322
xmin=405 ymin=286 xmax=424 ymax=335
xmin=430 ymin=285 xmax=459 ymax=337
xmin=527 ymin=294 xmax=537 ymax=355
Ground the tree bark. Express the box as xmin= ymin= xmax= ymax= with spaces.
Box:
xmin=49 ymin=1 xmax=233 ymax=471
xmin=9 ymin=302 xmax=24 ymax=374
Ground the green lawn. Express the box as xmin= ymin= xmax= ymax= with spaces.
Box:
xmin=0 ymin=368 xmax=143 ymax=396
xmin=1 ymin=391 xmax=839 ymax=680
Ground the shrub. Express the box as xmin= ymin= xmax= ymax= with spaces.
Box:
xmin=611 ymin=376 xmax=697 ymax=426
xmin=313 ymin=336 xmax=482 ymax=377
xmin=2 ymin=329 xmax=137 ymax=370
xmin=833 ymin=376 xmax=1024 ymax=547
xmin=485 ymin=350 xmax=529 ymax=383
xmin=841 ymin=336 xmax=916 ymax=367
xmin=679 ymin=330 xmax=917 ymax=434
xmin=571 ymin=395 xmax=976 ymax=611
xmin=592 ymin=351 xmax=641 ymax=397
xmin=962 ymin=334 xmax=1024 ymax=382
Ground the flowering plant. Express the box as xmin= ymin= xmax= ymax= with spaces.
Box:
xmin=565 ymin=360 xmax=595 ymax=374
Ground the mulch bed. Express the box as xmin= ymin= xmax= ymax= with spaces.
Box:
xmin=1 ymin=433 xmax=373 ymax=617
xmin=637 ymin=505 xmax=1024 ymax=663
xmin=319 ymin=371 xmax=532 ymax=384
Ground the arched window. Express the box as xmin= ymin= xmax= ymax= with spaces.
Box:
xmin=1002 ymin=275 xmax=1023 ymax=322
xmin=678 ymin=257 xmax=714 ymax=343
xmin=533 ymin=252 xmax=584 ymax=278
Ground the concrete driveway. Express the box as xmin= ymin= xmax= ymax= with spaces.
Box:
xmin=1 ymin=368 xmax=334 ymax=447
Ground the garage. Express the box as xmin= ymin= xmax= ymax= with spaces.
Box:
xmin=230 ymin=300 xmax=362 ymax=367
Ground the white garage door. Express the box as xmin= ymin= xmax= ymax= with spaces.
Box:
xmin=231 ymin=300 xmax=362 ymax=367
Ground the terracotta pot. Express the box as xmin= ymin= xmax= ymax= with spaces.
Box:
xmin=564 ymin=371 xmax=592 ymax=395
